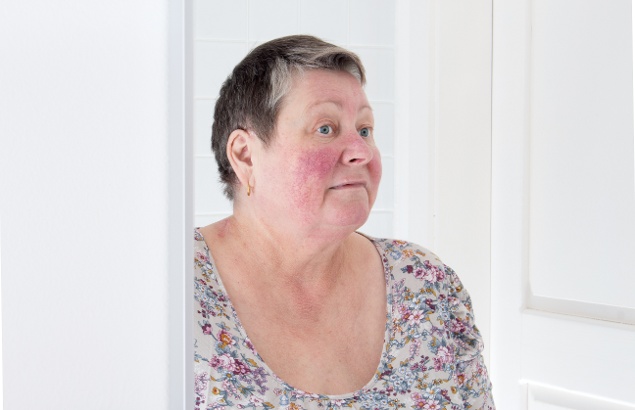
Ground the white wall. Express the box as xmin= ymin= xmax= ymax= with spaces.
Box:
xmin=0 ymin=1 xmax=185 ymax=408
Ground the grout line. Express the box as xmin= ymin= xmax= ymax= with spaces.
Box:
xmin=246 ymin=0 xmax=250 ymax=42
xmin=346 ymin=0 xmax=351 ymax=46
xmin=194 ymin=38 xmax=250 ymax=44
xmin=347 ymin=44 xmax=395 ymax=50
xmin=296 ymin=0 xmax=301 ymax=33
xmin=196 ymin=212 xmax=233 ymax=217
xmin=368 ymin=99 xmax=395 ymax=105
xmin=368 ymin=209 xmax=396 ymax=213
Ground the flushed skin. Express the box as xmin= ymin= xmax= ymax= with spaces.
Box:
xmin=236 ymin=69 xmax=382 ymax=240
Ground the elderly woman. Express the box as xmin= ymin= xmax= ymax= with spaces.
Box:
xmin=194 ymin=35 xmax=494 ymax=409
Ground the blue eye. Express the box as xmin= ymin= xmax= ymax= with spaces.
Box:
xmin=359 ymin=127 xmax=371 ymax=138
xmin=318 ymin=125 xmax=332 ymax=135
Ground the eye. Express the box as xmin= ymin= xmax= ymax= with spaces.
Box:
xmin=358 ymin=127 xmax=372 ymax=138
xmin=318 ymin=125 xmax=333 ymax=135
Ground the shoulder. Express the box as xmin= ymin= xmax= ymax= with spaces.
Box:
xmin=194 ymin=226 xmax=212 ymax=251
xmin=194 ymin=228 xmax=210 ymax=262
xmin=194 ymin=227 xmax=205 ymax=242
xmin=370 ymin=237 xmax=453 ymax=281
xmin=371 ymin=237 xmax=443 ymax=266
xmin=372 ymin=237 xmax=484 ymax=353
xmin=193 ymin=228 xmax=217 ymax=285
xmin=369 ymin=236 xmax=468 ymax=301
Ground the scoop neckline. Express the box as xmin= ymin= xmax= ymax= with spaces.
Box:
xmin=194 ymin=228 xmax=393 ymax=400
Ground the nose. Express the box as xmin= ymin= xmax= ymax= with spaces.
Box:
xmin=341 ymin=131 xmax=374 ymax=165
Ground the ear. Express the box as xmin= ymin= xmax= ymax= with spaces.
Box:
xmin=226 ymin=129 xmax=255 ymax=190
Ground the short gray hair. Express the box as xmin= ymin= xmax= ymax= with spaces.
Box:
xmin=211 ymin=35 xmax=366 ymax=200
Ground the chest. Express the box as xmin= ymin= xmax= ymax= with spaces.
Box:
xmin=229 ymin=269 xmax=387 ymax=395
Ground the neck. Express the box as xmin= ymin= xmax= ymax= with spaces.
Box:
xmin=219 ymin=211 xmax=356 ymax=286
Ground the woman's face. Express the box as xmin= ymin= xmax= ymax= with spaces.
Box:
xmin=251 ymin=69 xmax=382 ymax=237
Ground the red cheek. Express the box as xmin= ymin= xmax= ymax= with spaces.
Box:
xmin=289 ymin=147 xmax=338 ymax=209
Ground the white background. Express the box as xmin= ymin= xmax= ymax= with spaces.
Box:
xmin=1 ymin=0 xmax=634 ymax=409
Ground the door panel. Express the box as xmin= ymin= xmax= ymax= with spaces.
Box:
xmin=528 ymin=383 xmax=635 ymax=410
xmin=529 ymin=0 xmax=635 ymax=314
xmin=522 ymin=312 xmax=635 ymax=401
xmin=492 ymin=0 xmax=635 ymax=407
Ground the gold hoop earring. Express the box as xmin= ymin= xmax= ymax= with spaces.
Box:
xmin=247 ymin=184 xmax=251 ymax=196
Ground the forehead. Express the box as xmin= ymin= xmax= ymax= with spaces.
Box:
xmin=283 ymin=69 xmax=370 ymax=111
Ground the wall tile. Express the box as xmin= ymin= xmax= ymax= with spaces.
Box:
xmin=298 ymin=0 xmax=349 ymax=44
xmin=349 ymin=0 xmax=395 ymax=46
xmin=352 ymin=47 xmax=395 ymax=101
xmin=371 ymin=101 xmax=394 ymax=156
xmin=194 ymin=41 xmax=248 ymax=97
xmin=194 ymin=99 xmax=215 ymax=156
xmin=195 ymin=0 xmax=248 ymax=40
xmin=248 ymin=0 xmax=299 ymax=41
xmin=195 ymin=156 xmax=233 ymax=214
xmin=361 ymin=211 xmax=393 ymax=238
xmin=195 ymin=213 xmax=231 ymax=228
xmin=374 ymin=156 xmax=394 ymax=210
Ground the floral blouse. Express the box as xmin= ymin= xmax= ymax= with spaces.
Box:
xmin=194 ymin=229 xmax=495 ymax=409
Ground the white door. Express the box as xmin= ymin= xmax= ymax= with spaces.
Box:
xmin=491 ymin=0 xmax=635 ymax=408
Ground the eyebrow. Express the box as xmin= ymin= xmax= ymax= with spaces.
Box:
xmin=304 ymin=100 xmax=374 ymax=114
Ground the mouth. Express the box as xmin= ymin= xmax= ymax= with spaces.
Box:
xmin=330 ymin=182 xmax=366 ymax=190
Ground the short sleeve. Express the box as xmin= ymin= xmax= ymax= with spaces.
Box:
xmin=445 ymin=264 xmax=496 ymax=409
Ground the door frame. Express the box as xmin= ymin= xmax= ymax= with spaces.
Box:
xmin=168 ymin=0 xmax=194 ymax=408
xmin=491 ymin=0 xmax=529 ymax=406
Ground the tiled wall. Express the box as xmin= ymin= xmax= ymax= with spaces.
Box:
xmin=194 ymin=0 xmax=396 ymax=237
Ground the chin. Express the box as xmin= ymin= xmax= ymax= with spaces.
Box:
xmin=327 ymin=207 xmax=371 ymax=231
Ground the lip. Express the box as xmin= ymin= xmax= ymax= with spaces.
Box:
xmin=329 ymin=181 xmax=366 ymax=190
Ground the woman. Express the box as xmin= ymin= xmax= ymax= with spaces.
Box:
xmin=194 ymin=35 xmax=494 ymax=409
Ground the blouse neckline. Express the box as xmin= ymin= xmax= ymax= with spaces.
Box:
xmin=195 ymin=228 xmax=394 ymax=400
